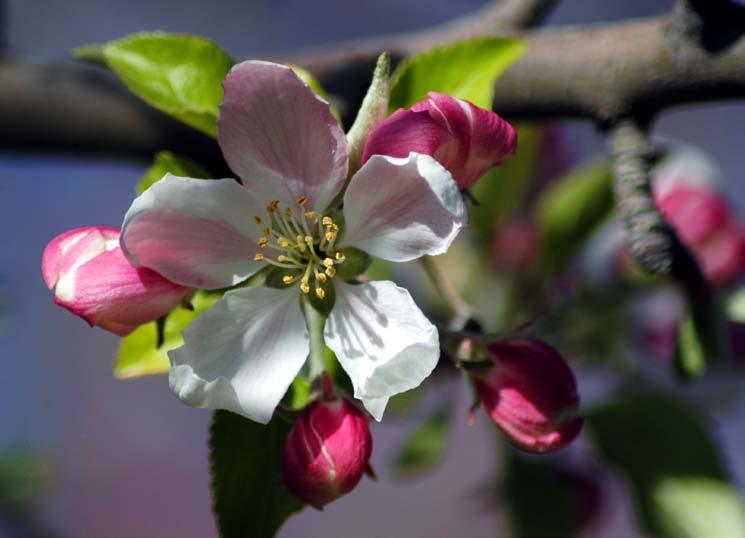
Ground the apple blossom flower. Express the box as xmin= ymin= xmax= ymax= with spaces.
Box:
xmin=120 ymin=61 xmax=467 ymax=424
xmin=653 ymin=145 xmax=745 ymax=287
xmin=42 ymin=226 xmax=189 ymax=336
xmin=362 ymin=92 xmax=517 ymax=190
xmin=472 ymin=339 xmax=583 ymax=452
xmin=281 ymin=397 xmax=372 ymax=509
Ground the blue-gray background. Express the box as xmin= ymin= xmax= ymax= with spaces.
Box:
xmin=2 ymin=1 xmax=744 ymax=536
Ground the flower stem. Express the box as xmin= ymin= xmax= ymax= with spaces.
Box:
xmin=420 ymin=255 xmax=472 ymax=330
xmin=302 ymin=297 xmax=327 ymax=380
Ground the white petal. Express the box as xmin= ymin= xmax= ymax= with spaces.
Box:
xmin=339 ymin=153 xmax=467 ymax=262
xmin=325 ymin=280 xmax=439 ymax=420
xmin=168 ymin=286 xmax=309 ymax=423
xmin=121 ymin=174 xmax=264 ymax=289
xmin=360 ymin=396 xmax=389 ymax=422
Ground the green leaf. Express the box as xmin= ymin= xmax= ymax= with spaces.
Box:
xmin=533 ymin=160 xmax=614 ymax=272
xmin=346 ymin=52 xmax=391 ymax=174
xmin=503 ymin=453 xmax=582 ymax=538
xmin=114 ymin=291 xmax=220 ymax=379
xmin=393 ymin=402 xmax=451 ymax=478
xmin=138 ymin=151 xmax=211 ymax=194
xmin=76 ymin=32 xmax=234 ymax=137
xmin=587 ymin=394 xmax=745 ymax=538
xmin=288 ymin=64 xmax=341 ymax=123
xmin=210 ymin=411 xmax=304 ymax=538
xmin=390 ymin=37 xmax=526 ymax=110
xmin=675 ymin=294 xmax=728 ymax=380
xmin=675 ymin=309 xmax=707 ymax=379
xmin=0 ymin=452 xmax=50 ymax=512
xmin=727 ymin=287 xmax=745 ymax=322
xmin=469 ymin=124 xmax=542 ymax=244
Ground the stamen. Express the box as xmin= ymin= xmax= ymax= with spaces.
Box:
xmin=267 ymin=200 xmax=280 ymax=213
xmin=325 ymin=230 xmax=337 ymax=242
xmin=322 ymin=216 xmax=334 ymax=226
xmin=282 ymin=274 xmax=296 ymax=285
xmin=323 ymin=258 xmax=334 ymax=268
xmin=315 ymin=287 xmax=326 ymax=300
xmin=254 ymin=253 xmax=265 ymax=261
xmin=297 ymin=195 xmax=308 ymax=206
xmin=263 ymin=227 xmax=272 ymax=237
xmin=264 ymin=258 xmax=303 ymax=269
xmin=300 ymin=281 xmax=310 ymax=294
xmin=253 ymin=215 xmax=262 ymax=224
xmin=277 ymin=237 xmax=293 ymax=249
xmin=335 ymin=251 xmax=346 ymax=262
xmin=304 ymin=211 xmax=316 ymax=220
xmin=284 ymin=207 xmax=293 ymax=218
xmin=325 ymin=266 xmax=336 ymax=277
xmin=315 ymin=271 xmax=327 ymax=283
xmin=295 ymin=235 xmax=307 ymax=252
xmin=258 ymin=237 xmax=268 ymax=248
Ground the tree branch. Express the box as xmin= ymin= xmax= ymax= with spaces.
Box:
xmin=1 ymin=2 xmax=745 ymax=161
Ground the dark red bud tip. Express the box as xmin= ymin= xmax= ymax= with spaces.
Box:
xmin=475 ymin=338 xmax=583 ymax=453
xmin=281 ymin=398 xmax=373 ymax=509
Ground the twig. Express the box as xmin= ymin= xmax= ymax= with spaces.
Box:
xmin=420 ymin=256 xmax=472 ymax=329
xmin=608 ymin=120 xmax=674 ymax=275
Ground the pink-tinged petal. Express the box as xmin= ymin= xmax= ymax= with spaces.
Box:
xmin=42 ymin=226 xmax=119 ymax=289
xmin=218 ymin=61 xmax=348 ymax=212
xmin=325 ymin=280 xmax=439 ymax=420
xmin=695 ymin=223 xmax=745 ymax=287
xmin=121 ymin=174 xmax=264 ymax=290
xmin=363 ymin=92 xmax=516 ymax=189
xmin=339 ymin=153 xmax=467 ymax=262
xmin=169 ymin=286 xmax=309 ymax=424
xmin=55 ymin=247 xmax=189 ymax=336
xmin=655 ymin=185 xmax=729 ymax=245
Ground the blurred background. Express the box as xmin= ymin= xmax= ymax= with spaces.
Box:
xmin=2 ymin=0 xmax=745 ymax=537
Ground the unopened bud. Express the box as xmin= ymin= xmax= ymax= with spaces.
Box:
xmin=282 ymin=398 xmax=372 ymax=509
xmin=41 ymin=226 xmax=189 ymax=336
xmin=473 ymin=338 xmax=583 ymax=453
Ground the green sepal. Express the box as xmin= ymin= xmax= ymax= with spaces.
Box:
xmin=335 ymin=247 xmax=372 ymax=279
xmin=346 ymin=52 xmax=391 ymax=175
xmin=264 ymin=267 xmax=303 ymax=290
xmin=307 ymin=277 xmax=336 ymax=318
xmin=282 ymin=374 xmax=311 ymax=410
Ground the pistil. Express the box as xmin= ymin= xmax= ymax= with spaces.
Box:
xmin=253 ymin=198 xmax=346 ymax=299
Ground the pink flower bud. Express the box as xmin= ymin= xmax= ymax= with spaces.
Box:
xmin=281 ymin=398 xmax=372 ymax=509
xmin=42 ymin=226 xmax=189 ymax=336
xmin=362 ymin=92 xmax=517 ymax=189
xmin=654 ymin=184 xmax=745 ymax=287
xmin=655 ymin=185 xmax=729 ymax=246
xmin=473 ymin=339 xmax=583 ymax=453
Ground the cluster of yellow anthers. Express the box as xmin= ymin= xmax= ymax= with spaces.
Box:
xmin=253 ymin=195 xmax=346 ymax=300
